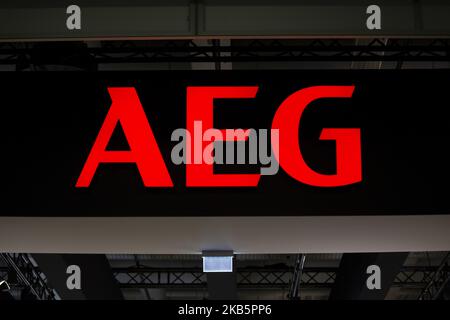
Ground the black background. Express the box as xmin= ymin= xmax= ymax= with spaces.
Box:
xmin=0 ymin=300 xmax=448 ymax=319
xmin=2 ymin=70 xmax=449 ymax=217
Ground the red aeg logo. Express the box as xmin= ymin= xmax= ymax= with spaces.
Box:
xmin=76 ymin=86 xmax=362 ymax=188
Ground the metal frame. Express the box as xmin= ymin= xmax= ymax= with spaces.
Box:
xmin=0 ymin=267 xmax=8 ymax=281
xmin=0 ymin=39 xmax=450 ymax=67
xmin=3 ymin=259 xmax=447 ymax=298
xmin=0 ymin=253 xmax=57 ymax=300
xmin=288 ymin=254 xmax=306 ymax=299
xmin=113 ymin=265 xmax=449 ymax=290
xmin=0 ymin=37 xmax=449 ymax=300
xmin=418 ymin=253 xmax=450 ymax=300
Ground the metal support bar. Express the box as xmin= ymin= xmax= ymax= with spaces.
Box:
xmin=0 ymin=253 xmax=57 ymax=300
xmin=4 ymin=258 xmax=447 ymax=296
xmin=112 ymin=266 xmax=448 ymax=290
xmin=288 ymin=254 xmax=306 ymax=300
xmin=418 ymin=252 xmax=450 ymax=300
xmin=1 ymin=39 xmax=450 ymax=66
xmin=329 ymin=253 xmax=408 ymax=300
xmin=32 ymin=254 xmax=123 ymax=300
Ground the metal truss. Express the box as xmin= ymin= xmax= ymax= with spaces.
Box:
xmin=418 ymin=253 xmax=450 ymax=300
xmin=288 ymin=254 xmax=306 ymax=299
xmin=0 ymin=267 xmax=7 ymax=279
xmin=113 ymin=265 xmax=448 ymax=290
xmin=0 ymin=39 xmax=450 ymax=66
xmin=0 ymin=253 xmax=57 ymax=300
xmin=3 ymin=256 xmax=447 ymax=297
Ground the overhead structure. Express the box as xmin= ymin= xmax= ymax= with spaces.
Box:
xmin=2 ymin=39 xmax=450 ymax=67
xmin=1 ymin=1 xmax=450 ymax=41
xmin=0 ymin=253 xmax=56 ymax=300
xmin=113 ymin=265 xmax=447 ymax=290
xmin=288 ymin=254 xmax=306 ymax=300
xmin=418 ymin=253 xmax=450 ymax=300
xmin=32 ymin=254 xmax=123 ymax=300
xmin=329 ymin=253 xmax=408 ymax=300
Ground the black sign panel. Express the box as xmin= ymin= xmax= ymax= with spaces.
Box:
xmin=2 ymin=70 xmax=450 ymax=217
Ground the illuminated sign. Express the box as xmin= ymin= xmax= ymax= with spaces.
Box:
xmin=1 ymin=70 xmax=449 ymax=216
xmin=77 ymin=86 xmax=361 ymax=188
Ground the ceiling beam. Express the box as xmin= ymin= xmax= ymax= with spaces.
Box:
xmin=329 ymin=252 xmax=408 ymax=300
xmin=1 ymin=1 xmax=450 ymax=41
xmin=32 ymin=254 xmax=123 ymax=300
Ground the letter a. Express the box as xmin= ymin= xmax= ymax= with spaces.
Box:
xmin=66 ymin=265 xmax=81 ymax=290
xmin=366 ymin=265 xmax=381 ymax=290
xmin=76 ymin=87 xmax=173 ymax=187
xmin=366 ymin=5 xmax=381 ymax=30
xmin=66 ymin=5 xmax=81 ymax=30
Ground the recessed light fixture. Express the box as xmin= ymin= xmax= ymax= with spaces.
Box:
xmin=202 ymin=251 xmax=234 ymax=273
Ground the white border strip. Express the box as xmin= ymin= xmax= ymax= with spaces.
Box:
xmin=1 ymin=215 xmax=449 ymax=254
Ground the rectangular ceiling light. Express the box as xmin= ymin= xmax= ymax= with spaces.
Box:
xmin=202 ymin=251 xmax=234 ymax=273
